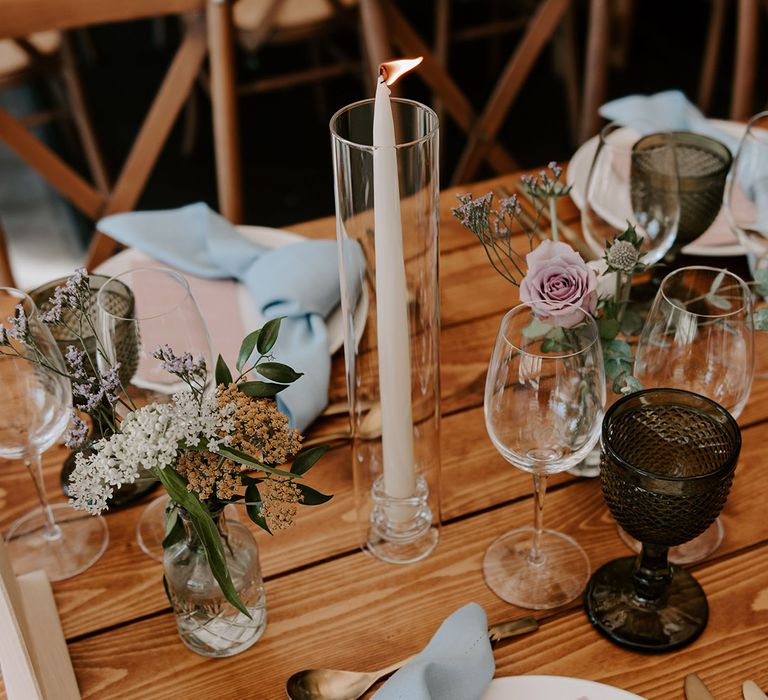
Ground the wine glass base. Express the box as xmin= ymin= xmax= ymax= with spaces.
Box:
xmin=584 ymin=556 xmax=708 ymax=652
xmin=5 ymin=504 xmax=109 ymax=582
xmin=483 ymin=527 xmax=590 ymax=610
xmin=617 ymin=518 xmax=724 ymax=565
xmin=137 ymin=494 xmax=242 ymax=562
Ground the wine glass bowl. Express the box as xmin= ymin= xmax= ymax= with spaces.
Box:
xmin=483 ymin=301 xmax=605 ymax=610
xmin=582 ymin=122 xmax=680 ymax=266
xmin=632 ymin=132 xmax=731 ymax=247
xmin=585 ymin=388 xmax=740 ymax=652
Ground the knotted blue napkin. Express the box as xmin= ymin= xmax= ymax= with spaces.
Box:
xmin=98 ymin=202 xmax=355 ymax=432
xmin=599 ymin=90 xmax=740 ymax=153
xmin=373 ymin=602 xmax=495 ymax=700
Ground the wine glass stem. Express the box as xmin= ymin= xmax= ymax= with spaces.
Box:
xmin=24 ymin=448 xmax=61 ymax=541
xmin=633 ymin=542 xmax=671 ymax=603
xmin=529 ymin=473 xmax=548 ymax=566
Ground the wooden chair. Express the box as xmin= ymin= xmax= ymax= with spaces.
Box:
xmin=699 ymin=0 xmax=766 ymax=120
xmin=0 ymin=0 xmax=243 ymax=270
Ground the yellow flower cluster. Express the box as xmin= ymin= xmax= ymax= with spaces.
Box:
xmin=175 ymin=384 xmax=303 ymax=510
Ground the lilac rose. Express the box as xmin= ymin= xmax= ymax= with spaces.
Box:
xmin=519 ymin=240 xmax=597 ymax=327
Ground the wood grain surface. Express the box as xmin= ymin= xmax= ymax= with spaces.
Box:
xmin=1 ymin=170 xmax=765 ymax=700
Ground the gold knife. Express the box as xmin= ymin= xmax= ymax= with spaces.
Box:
xmin=685 ymin=673 xmax=716 ymax=700
xmin=743 ymin=680 xmax=768 ymax=700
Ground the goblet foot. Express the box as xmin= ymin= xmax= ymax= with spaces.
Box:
xmin=617 ymin=519 xmax=724 ymax=565
xmin=584 ymin=556 xmax=708 ymax=652
xmin=483 ymin=527 xmax=590 ymax=610
xmin=5 ymin=504 xmax=109 ymax=581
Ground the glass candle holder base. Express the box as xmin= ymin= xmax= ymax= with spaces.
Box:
xmin=367 ymin=475 xmax=438 ymax=564
xmin=617 ymin=518 xmax=724 ymax=565
xmin=483 ymin=527 xmax=590 ymax=610
xmin=584 ymin=556 xmax=708 ymax=652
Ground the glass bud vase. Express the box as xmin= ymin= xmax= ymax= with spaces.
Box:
xmin=163 ymin=508 xmax=267 ymax=657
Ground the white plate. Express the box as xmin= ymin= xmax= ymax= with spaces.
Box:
xmin=566 ymin=119 xmax=746 ymax=257
xmin=482 ymin=675 xmax=647 ymax=700
xmin=96 ymin=224 xmax=367 ymax=357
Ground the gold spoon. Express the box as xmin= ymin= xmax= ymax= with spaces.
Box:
xmin=285 ymin=615 xmax=539 ymax=700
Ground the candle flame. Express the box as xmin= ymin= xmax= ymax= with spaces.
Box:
xmin=380 ymin=57 xmax=423 ymax=86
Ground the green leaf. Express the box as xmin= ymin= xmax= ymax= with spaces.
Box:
xmin=755 ymin=307 xmax=768 ymax=331
xmin=256 ymin=362 xmax=303 ymax=383
xmin=296 ymin=483 xmax=333 ymax=505
xmin=605 ymin=357 xmax=632 ymax=380
xmin=217 ymin=445 xmax=297 ymax=478
xmin=245 ymin=484 xmax=271 ymax=534
xmin=238 ymin=380 xmax=289 ymax=398
xmin=215 ymin=354 xmax=232 ymax=386
xmin=522 ymin=319 xmax=552 ymax=339
xmin=236 ymin=329 xmax=260 ymax=372
xmin=161 ymin=505 xmax=185 ymax=550
xmin=619 ymin=310 xmax=644 ymax=336
xmin=598 ymin=317 xmax=620 ymax=341
xmin=603 ymin=338 xmax=633 ymax=361
xmin=291 ymin=445 xmax=329 ymax=476
xmin=155 ymin=467 xmax=251 ymax=618
xmin=541 ymin=338 xmax=562 ymax=353
xmin=754 ymin=269 xmax=768 ymax=297
xmin=257 ymin=317 xmax=284 ymax=355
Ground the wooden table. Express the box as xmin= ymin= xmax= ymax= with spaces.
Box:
xmin=2 ymin=171 xmax=768 ymax=699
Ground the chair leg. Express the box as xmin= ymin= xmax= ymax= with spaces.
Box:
xmin=556 ymin=3 xmax=581 ymax=145
xmin=731 ymin=0 xmax=759 ymax=120
xmin=698 ymin=0 xmax=726 ymax=113
xmin=59 ymin=33 xmax=111 ymax=194
xmin=452 ymin=0 xmax=572 ymax=184
xmin=433 ymin=0 xmax=450 ymax=170
xmin=207 ymin=0 xmax=243 ymax=225
xmin=0 ymin=221 xmax=16 ymax=288
xmin=578 ymin=0 xmax=610 ymax=143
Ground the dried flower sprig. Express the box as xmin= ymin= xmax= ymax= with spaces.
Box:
xmin=521 ymin=162 xmax=572 ymax=243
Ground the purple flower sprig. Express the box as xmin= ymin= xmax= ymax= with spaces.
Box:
xmin=451 ymin=191 xmax=534 ymax=287
xmin=521 ymin=162 xmax=571 ymax=244
xmin=65 ymin=409 xmax=89 ymax=449
xmin=152 ymin=344 xmax=207 ymax=392
xmin=39 ymin=268 xmax=90 ymax=326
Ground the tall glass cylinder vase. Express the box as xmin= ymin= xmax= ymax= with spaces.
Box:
xmin=330 ymin=98 xmax=440 ymax=564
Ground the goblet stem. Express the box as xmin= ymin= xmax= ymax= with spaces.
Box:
xmin=529 ymin=473 xmax=547 ymax=566
xmin=24 ymin=447 xmax=61 ymax=541
xmin=632 ymin=542 xmax=671 ymax=603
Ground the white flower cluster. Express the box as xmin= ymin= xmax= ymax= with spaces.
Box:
xmin=69 ymin=391 xmax=231 ymax=514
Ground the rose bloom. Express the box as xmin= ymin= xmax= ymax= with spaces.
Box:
xmin=519 ymin=240 xmax=597 ymax=327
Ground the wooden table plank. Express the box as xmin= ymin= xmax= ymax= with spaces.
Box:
xmin=65 ymin=453 xmax=768 ymax=699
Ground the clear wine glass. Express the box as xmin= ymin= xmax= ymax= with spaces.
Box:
xmin=582 ymin=122 xmax=680 ymax=265
xmin=626 ymin=266 xmax=754 ymax=564
xmin=1 ymin=288 xmax=109 ymax=580
xmin=483 ymin=301 xmax=605 ymax=609
xmin=725 ymin=110 xmax=768 ymax=259
xmin=97 ymin=268 xmax=213 ymax=561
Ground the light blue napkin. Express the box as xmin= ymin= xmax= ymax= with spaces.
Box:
xmin=98 ymin=202 xmax=355 ymax=432
xmin=599 ymin=90 xmax=740 ymax=153
xmin=373 ymin=603 xmax=495 ymax=700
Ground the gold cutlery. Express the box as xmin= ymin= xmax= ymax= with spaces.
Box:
xmin=743 ymin=680 xmax=768 ymax=700
xmin=285 ymin=615 xmax=539 ymax=700
xmin=685 ymin=673 xmax=717 ymax=700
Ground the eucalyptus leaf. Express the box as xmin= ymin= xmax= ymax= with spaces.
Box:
xmin=291 ymin=445 xmax=329 ymax=476
xmin=754 ymin=269 xmax=768 ymax=298
xmin=296 ymin=483 xmax=333 ymax=505
xmin=256 ymin=362 xmax=303 ymax=383
xmin=603 ymin=338 xmax=633 ymax=361
xmin=522 ymin=319 xmax=552 ymax=339
xmin=707 ymin=294 xmax=733 ymax=310
xmin=755 ymin=307 xmax=768 ymax=331
xmin=217 ymin=444 xmax=297 ymax=478
xmin=238 ymin=380 xmax=289 ymax=398
xmin=709 ymin=269 xmax=726 ymax=296
xmin=215 ymin=354 xmax=232 ymax=386
xmin=236 ymin=329 xmax=261 ymax=371
xmin=619 ymin=310 xmax=643 ymax=336
xmin=155 ymin=467 xmax=251 ymax=618
xmin=598 ymin=318 xmax=620 ymax=341
xmin=605 ymin=357 xmax=632 ymax=380
xmin=541 ymin=338 xmax=562 ymax=353
xmin=257 ymin=317 xmax=284 ymax=355
xmin=245 ymin=484 xmax=271 ymax=534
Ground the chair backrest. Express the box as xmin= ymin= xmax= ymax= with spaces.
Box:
xmin=0 ymin=0 xmax=242 ymax=269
